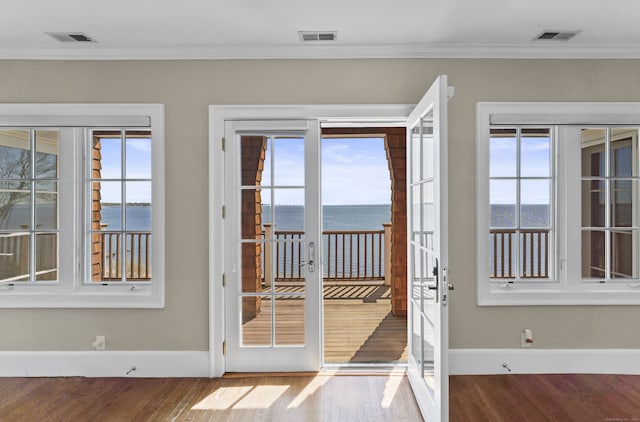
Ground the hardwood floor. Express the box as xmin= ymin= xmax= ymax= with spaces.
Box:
xmin=450 ymin=374 xmax=640 ymax=422
xmin=0 ymin=374 xmax=422 ymax=421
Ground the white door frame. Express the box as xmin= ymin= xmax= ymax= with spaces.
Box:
xmin=209 ymin=104 xmax=414 ymax=377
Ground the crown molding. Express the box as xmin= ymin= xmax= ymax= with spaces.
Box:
xmin=2 ymin=43 xmax=640 ymax=60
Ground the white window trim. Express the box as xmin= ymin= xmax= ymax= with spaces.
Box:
xmin=477 ymin=102 xmax=640 ymax=305
xmin=0 ymin=104 xmax=164 ymax=308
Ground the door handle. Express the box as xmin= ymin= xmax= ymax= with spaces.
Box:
xmin=307 ymin=241 xmax=315 ymax=273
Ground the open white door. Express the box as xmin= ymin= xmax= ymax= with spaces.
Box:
xmin=406 ymin=75 xmax=451 ymax=421
xmin=223 ymin=119 xmax=322 ymax=372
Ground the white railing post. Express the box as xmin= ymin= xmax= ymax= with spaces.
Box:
xmin=383 ymin=223 xmax=392 ymax=286
xmin=264 ymin=223 xmax=273 ymax=288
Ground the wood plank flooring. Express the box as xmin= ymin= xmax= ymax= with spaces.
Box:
xmin=242 ymin=283 xmax=408 ymax=363
xmin=450 ymin=374 xmax=640 ymax=422
xmin=0 ymin=374 xmax=422 ymax=421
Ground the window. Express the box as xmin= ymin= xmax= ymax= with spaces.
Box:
xmin=477 ymin=103 xmax=640 ymax=305
xmin=0 ymin=105 xmax=164 ymax=308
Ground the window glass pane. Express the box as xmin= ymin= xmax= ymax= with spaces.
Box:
xmin=125 ymin=181 xmax=151 ymax=231
xmin=94 ymin=132 xmax=122 ymax=179
xmin=125 ymin=231 xmax=151 ymax=281
xmin=490 ymin=229 xmax=515 ymax=278
xmin=521 ymin=129 xmax=550 ymax=177
xmin=0 ymin=181 xmax=30 ymax=230
xmin=582 ymin=230 xmax=605 ymax=279
xmin=581 ymin=129 xmax=606 ymax=178
xmin=490 ymin=180 xmax=516 ymax=228
xmin=581 ymin=180 xmax=606 ymax=228
xmin=35 ymin=233 xmax=57 ymax=281
xmin=520 ymin=180 xmax=550 ymax=228
xmin=35 ymin=130 xmax=58 ymax=179
xmin=612 ymin=180 xmax=634 ymax=228
xmin=519 ymin=231 xmax=549 ymax=278
xmin=0 ymin=233 xmax=29 ymax=282
xmin=96 ymin=181 xmax=122 ymax=231
xmin=0 ymin=130 xmax=31 ymax=179
xmin=611 ymin=128 xmax=637 ymax=178
xmin=489 ymin=129 xmax=517 ymax=177
xmin=274 ymin=137 xmax=304 ymax=186
xmin=35 ymin=181 xmax=57 ymax=230
xmin=125 ymin=132 xmax=151 ymax=179
xmin=98 ymin=233 xmax=121 ymax=281
xmin=611 ymin=230 xmax=634 ymax=279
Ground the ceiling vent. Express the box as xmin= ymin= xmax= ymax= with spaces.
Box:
xmin=533 ymin=31 xmax=579 ymax=41
xmin=47 ymin=32 xmax=96 ymax=43
xmin=298 ymin=31 xmax=337 ymax=42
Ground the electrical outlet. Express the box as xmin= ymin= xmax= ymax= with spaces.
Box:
xmin=521 ymin=329 xmax=533 ymax=347
xmin=92 ymin=336 xmax=106 ymax=350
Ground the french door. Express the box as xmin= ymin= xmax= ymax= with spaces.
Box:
xmin=224 ymin=120 xmax=322 ymax=372
xmin=217 ymin=75 xmax=450 ymax=419
xmin=406 ymin=75 xmax=450 ymax=421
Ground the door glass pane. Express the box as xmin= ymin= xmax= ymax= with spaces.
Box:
xmin=274 ymin=239 xmax=305 ymax=287
xmin=582 ymin=230 xmax=605 ymax=279
xmin=411 ymin=127 xmax=421 ymax=183
xmin=274 ymin=137 xmax=305 ymax=186
xmin=275 ymin=294 xmax=305 ymax=345
xmin=411 ymin=302 xmax=422 ymax=368
xmin=242 ymin=188 xmax=266 ymax=240
xmin=242 ymin=295 xmax=272 ymax=346
xmin=422 ymin=316 xmax=435 ymax=381
xmin=489 ymin=129 xmax=517 ymax=178
xmin=611 ymin=129 xmax=637 ymax=177
xmin=422 ymin=182 xmax=435 ymax=237
xmin=241 ymin=136 xmax=268 ymax=187
xmin=422 ymin=121 xmax=434 ymax=180
xmin=94 ymin=132 xmax=122 ymax=179
xmin=241 ymin=241 xmax=265 ymax=294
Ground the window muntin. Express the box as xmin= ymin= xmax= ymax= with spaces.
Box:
xmin=89 ymin=130 xmax=152 ymax=283
xmin=581 ymin=127 xmax=639 ymax=281
xmin=489 ymin=127 xmax=553 ymax=280
xmin=0 ymin=129 xmax=59 ymax=283
xmin=0 ymin=104 xmax=163 ymax=308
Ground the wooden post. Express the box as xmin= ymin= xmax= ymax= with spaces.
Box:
xmin=383 ymin=223 xmax=391 ymax=286
xmin=264 ymin=223 xmax=273 ymax=288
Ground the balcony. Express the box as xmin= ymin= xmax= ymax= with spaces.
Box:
xmin=490 ymin=228 xmax=550 ymax=279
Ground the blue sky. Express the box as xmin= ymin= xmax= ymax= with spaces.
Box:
xmin=259 ymin=136 xmax=391 ymax=205
xmin=490 ymin=136 xmax=551 ymax=205
xmin=98 ymin=137 xmax=152 ymax=203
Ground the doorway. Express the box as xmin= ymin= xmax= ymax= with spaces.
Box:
xmin=321 ymin=128 xmax=408 ymax=364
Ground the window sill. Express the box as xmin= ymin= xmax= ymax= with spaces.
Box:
xmin=0 ymin=285 xmax=164 ymax=308
xmin=479 ymin=283 xmax=640 ymax=306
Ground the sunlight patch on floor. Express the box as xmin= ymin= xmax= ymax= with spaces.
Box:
xmin=287 ymin=374 xmax=331 ymax=409
xmin=232 ymin=385 xmax=290 ymax=409
xmin=191 ymin=386 xmax=252 ymax=410
xmin=381 ymin=374 xmax=403 ymax=408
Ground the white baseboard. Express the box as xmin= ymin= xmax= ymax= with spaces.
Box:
xmin=450 ymin=349 xmax=640 ymax=375
xmin=0 ymin=351 xmax=210 ymax=377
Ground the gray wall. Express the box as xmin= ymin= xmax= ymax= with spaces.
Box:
xmin=1 ymin=59 xmax=639 ymax=351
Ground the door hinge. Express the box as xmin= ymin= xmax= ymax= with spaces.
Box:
xmin=222 ymin=137 xmax=225 ymax=151
xmin=222 ymin=205 xmax=225 ymax=218
xmin=222 ymin=341 xmax=227 ymax=356
xmin=222 ymin=273 xmax=226 ymax=287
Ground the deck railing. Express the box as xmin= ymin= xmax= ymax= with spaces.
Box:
xmin=490 ymin=229 xmax=549 ymax=278
xmin=0 ymin=232 xmax=58 ymax=282
xmin=264 ymin=226 xmax=387 ymax=282
xmin=101 ymin=232 xmax=151 ymax=281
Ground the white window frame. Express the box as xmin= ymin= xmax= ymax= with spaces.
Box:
xmin=477 ymin=102 xmax=640 ymax=305
xmin=0 ymin=104 xmax=164 ymax=308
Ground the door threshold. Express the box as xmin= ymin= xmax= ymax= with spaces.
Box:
xmin=321 ymin=363 xmax=407 ymax=376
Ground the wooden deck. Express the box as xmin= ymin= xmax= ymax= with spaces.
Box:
xmin=242 ymin=282 xmax=408 ymax=364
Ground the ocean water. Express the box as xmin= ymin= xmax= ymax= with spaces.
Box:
xmin=262 ymin=204 xmax=391 ymax=231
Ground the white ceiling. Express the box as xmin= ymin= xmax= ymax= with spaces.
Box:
xmin=4 ymin=0 xmax=640 ymax=59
